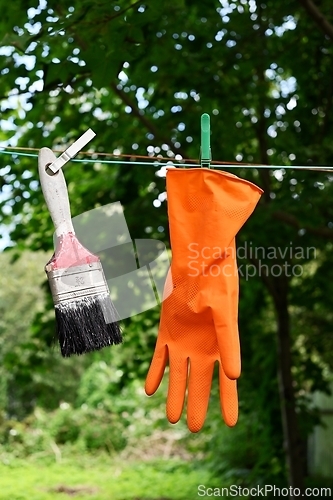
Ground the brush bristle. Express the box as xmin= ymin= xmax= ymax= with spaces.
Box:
xmin=55 ymin=294 xmax=122 ymax=357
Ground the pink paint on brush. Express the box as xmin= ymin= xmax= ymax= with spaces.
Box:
xmin=48 ymin=232 xmax=100 ymax=269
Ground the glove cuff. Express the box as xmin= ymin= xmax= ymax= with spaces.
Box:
xmin=166 ymin=168 xmax=263 ymax=269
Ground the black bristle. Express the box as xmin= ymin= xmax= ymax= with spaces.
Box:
xmin=55 ymin=294 xmax=122 ymax=357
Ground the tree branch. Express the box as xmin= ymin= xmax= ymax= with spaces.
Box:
xmin=111 ymin=83 xmax=189 ymax=159
xmin=273 ymin=210 xmax=333 ymax=239
xmin=320 ymin=67 xmax=333 ymax=140
xmin=255 ymin=4 xmax=272 ymax=203
xmin=298 ymin=0 xmax=333 ymax=39
xmin=256 ymin=117 xmax=271 ymax=203
xmin=248 ymin=256 xmax=280 ymax=302
xmin=103 ymin=0 xmax=143 ymax=22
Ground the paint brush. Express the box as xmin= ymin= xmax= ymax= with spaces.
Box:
xmin=38 ymin=146 xmax=122 ymax=357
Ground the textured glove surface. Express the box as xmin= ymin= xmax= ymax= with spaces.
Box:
xmin=145 ymin=267 xmax=239 ymax=433
xmin=145 ymin=168 xmax=263 ymax=432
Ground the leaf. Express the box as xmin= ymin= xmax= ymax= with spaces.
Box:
xmin=44 ymin=60 xmax=80 ymax=88
xmin=81 ymin=47 xmax=123 ymax=88
xmin=0 ymin=32 xmax=32 ymax=53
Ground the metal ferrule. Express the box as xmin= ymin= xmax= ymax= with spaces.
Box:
xmin=46 ymin=261 xmax=109 ymax=305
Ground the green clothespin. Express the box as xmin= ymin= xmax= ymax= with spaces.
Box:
xmin=200 ymin=113 xmax=211 ymax=168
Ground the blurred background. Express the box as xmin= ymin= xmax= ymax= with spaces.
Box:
xmin=0 ymin=0 xmax=333 ymax=498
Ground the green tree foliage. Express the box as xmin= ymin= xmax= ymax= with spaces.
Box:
xmin=0 ymin=0 xmax=333 ymax=489
xmin=0 ymin=250 xmax=91 ymax=416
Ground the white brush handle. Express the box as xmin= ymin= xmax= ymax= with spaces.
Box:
xmin=38 ymin=147 xmax=75 ymax=237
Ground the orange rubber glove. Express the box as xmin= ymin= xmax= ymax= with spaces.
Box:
xmin=145 ymin=168 xmax=263 ymax=432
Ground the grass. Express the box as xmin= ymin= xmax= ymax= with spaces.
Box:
xmin=0 ymin=455 xmax=212 ymax=500
xmin=1 ymin=450 xmax=332 ymax=500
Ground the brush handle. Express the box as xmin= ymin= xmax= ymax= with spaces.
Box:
xmin=38 ymin=147 xmax=75 ymax=237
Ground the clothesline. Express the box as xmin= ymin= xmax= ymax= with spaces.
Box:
xmin=0 ymin=147 xmax=333 ymax=171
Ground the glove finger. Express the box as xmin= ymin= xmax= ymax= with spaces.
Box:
xmin=145 ymin=343 xmax=168 ymax=396
xmin=166 ymin=352 xmax=188 ymax=425
xmin=187 ymin=359 xmax=214 ymax=433
xmin=216 ymin=323 xmax=241 ymax=380
xmin=219 ymin=363 xmax=238 ymax=427
xmin=212 ymin=258 xmax=241 ymax=380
